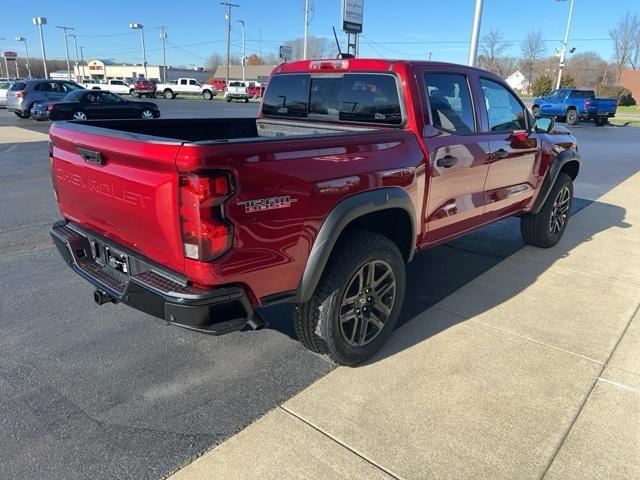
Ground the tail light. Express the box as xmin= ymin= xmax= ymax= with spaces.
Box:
xmin=309 ymin=60 xmax=349 ymax=71
xmin=584 ymin=99 xmax=591 ymax=109
xmin=15 ymin=91 xmax=26 ymax=98
xmin=179 ymin=173 xmax=233 ymax=261
xmin=47 ymin=103 xmax=55 ymax=111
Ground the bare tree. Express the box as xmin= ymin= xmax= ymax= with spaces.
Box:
xmin=478 ymin=29 xmax=511 ymax=75
xmin=610 ymin=12 xmax=640 ymax=80
xmin=521 ymin=30 xmax=547 ymax=92
xmin=565 ymin=51 xmax=609 ymax=88
xmin=284 ymin=36 xmax=337 ymax=61
xmin=206 ymin=53 xmax=223 ymax=72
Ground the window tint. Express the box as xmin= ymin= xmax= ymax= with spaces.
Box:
xmin=63 ymin=90 xmax=85 ymax=101
xmin=480 ymin=78 xmax=527 ymax=132
xmin=425 ymin=73 xmax=475 ymax=133
xmin=62 ymin=82 xmax=83 ymax=93
xmin=10 ymin=82 xmax=27 ymax=91
xmin=570 ymin=90 xmax=595 ymax=99
xmin=189 ymin=80 xmax=199 ymax=85
xmin=262 ymin=74 xmax=309 ymax=118
xmin=309 ymin=77 xmax=341 ymax=116
xmin=180 ymin=79 xmax=187 ymax=85
xmin=339 ymin=74 xmax=402 ymax=124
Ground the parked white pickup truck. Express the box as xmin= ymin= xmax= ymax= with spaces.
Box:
xmin=82 ymin=79 xmax=132 ymax=95
xmin=224 ymin=81 xmax=249 ymax=103
xmin=155 ymin=78 xmax=216 ymax=100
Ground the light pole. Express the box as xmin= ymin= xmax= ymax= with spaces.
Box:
xmin=238 ymin=20 xmax=245 ymax=83
xmin=160 ymin=26 xmax=167 ymax=82
xmin=221 ymin=2 xmax=239 ymax=88
xmin=555 ymin=0 xmax=576 ymax=89
xmin=467 ymin=0 xmax=484 ymax=66
xmin=15 ymin=37 xmax=31 ymax=79
xmin=32 ymin=17 xmax=48 ymax=79
xmin=303 ymin=0 xmax=310 ymax=60
xmin=55 ymin=25 xmax=74 ymax=80
xmin=129 ymin=23 xmax=147 ymax=78
xmin=69 ymin=34 xmax=81 ymax=81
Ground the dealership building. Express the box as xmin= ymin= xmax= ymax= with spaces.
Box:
xmin=60 ymin=59 xmax=212 ymax=83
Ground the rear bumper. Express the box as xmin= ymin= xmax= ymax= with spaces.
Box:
xmin=50 ymin=221 xmax=264 ymax=334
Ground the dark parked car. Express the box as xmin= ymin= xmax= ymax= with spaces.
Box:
xmin=6 ymin=79 xmax=84 ymax=118
xmin=31 ymin=89 xmax=160 ymax=121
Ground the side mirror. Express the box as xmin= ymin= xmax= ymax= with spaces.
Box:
xmin=534 ymin=117 xmax=555 ymax=133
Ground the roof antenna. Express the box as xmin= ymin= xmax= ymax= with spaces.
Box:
xmin=333 ymin=26 xmax=354 ymax=59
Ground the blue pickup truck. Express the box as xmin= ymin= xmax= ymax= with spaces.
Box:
xmin=532 ymin=88 xmax=617 ymax=126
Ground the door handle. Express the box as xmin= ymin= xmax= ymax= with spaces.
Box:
xmin=491 ymin=148 xmax=509 ymax=159
xmin=436 ymin=155 xmax=458 ymax=168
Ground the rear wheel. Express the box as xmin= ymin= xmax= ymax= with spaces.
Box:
xmin=164 ymin=89 xmax=174 ymax=99
xmin=72 ymin=110 xmax=88 ymax=121
xmin=14 ymin=111 xmax=30 ymax=119
xmin=521 ymin=173 xmax=573 ymax=248
xmin=293 ymin=231 xmax=406 ymax=366
xmin=140 ymin=108 xmax=154 ymax=119
xmin=566 ymin=109 xmax=578 ymax=125
xmin=244 ymin=97 xmax=249 ymax=103
xmin=226 ymin=97 xmax=231 ymax=102
xmin=594 ymin=117 xmax=607 ymax=126
xmin=131 ymin=91 xmax=139 ymax=98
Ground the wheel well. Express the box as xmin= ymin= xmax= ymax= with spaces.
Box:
xmin=532 ymin=104 xmax=539 ymax=109
xmin=560 ymin=160 xmax=579 ymax=180
xmin=566 ymin=106 xmax=577 ymax=111
xmin=339 ymin=208 xmax=413 ymax=262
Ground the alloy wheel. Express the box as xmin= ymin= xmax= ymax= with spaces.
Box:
xmin=72 ymin=111 xmax=87 ymax=120
xmin=339 ymin=260 xmax=397 ymax=347
xmin=550 ymin=186 xmax=571 ymax=235
xmin=141 ymin=109 xmax=154 ymax=119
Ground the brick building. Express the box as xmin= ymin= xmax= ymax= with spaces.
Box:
xmin=620 ymin=70 xmax=640 ymax=102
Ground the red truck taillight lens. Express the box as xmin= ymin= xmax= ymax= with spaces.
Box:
xmin=15 ymin=91 xmax=26 ymax=98
xmin=179 ymin=173 xmax=233 ymax=261
xmin=584 ymin=99 xmax=591 ymax=109
xmin=47 ymin=103 xmax=55 ymax=111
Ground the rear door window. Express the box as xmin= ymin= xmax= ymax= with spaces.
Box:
xmin=10 ymin=82 xmax=27 ymax=91
xmin=570 ymin=90 xmax=595 ymax=99
xmin=424 ymin=73 xmax=475 ymax=133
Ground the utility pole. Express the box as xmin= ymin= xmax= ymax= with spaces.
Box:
xmin=16 ymin=37 xmax=32 ymax=79
xmin=221 ymin=2 xmax=239 ymax=88
xmin=467 ymin=0 xmax=484 ymax=66
xmin=303 ymin=0 xmax=310 ymax=60
xmin=238 ymin=20 xmax=245 ymax=83
xmin=33 ymin=17 xmax=48 ymax=79
xmin=160 ymin=26 xmax=167 ymax=82
xmin=0 ymin=38 xmax=6 ymax=80
xmin=55 ymin=25 xmax=74 ymax=80
xmin=70 ymin=34 xmax=81 ymax=81
xmin=555 ymin=0 xmax=575 ymax=89
xmin=80 ymin=46 xmax=86 ymax=79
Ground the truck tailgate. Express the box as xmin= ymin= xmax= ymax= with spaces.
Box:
xmin=50 ymin=123 xmax=186 ymax=273
xmin=590 ymin=98 xmax=617 ymax=113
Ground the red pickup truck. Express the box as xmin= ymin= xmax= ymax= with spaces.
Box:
xmin=49 ymin=59 xmax=580 ymax=365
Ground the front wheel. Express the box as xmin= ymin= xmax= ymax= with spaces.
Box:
xmin=14 ymin=111 xmax=30 ymax=119
xmin=293 ymin=231 xmax=406 ymax=366
xmin=202 ymin=90 xmax=213 ymax=100
xmin=131 ymin=91 xmax=139 ymax=98
xmin=140 ymin=108 xmax=154 ymax=119
xmin=566 ymin=109 xmax=578 ymax=125
xmin=521 ymin=173 xmax=573 ymax=248
xmin=244 ymin=97 xmax=249 ymax=103
xmin=164 ymin=89 xmax=174 ymax=99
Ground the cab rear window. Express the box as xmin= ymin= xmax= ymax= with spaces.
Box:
xmin=262 ymin=73 xmax=402 ymax=125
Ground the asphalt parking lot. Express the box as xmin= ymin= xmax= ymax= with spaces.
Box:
xmin=1 ymin=100 xmax=639 ymax=479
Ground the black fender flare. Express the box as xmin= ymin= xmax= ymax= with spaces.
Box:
xmin=296 ymin=187 xmax=417 ymax=303
xmin=530 ymin=149 xmax=581 ymax=214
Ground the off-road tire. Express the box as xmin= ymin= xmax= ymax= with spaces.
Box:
xmin=521 ymin=173 xmax=573 ymax=248
xmin=594 ymin=117 xmax=607 ymax=126
xmin=164 ymin=89 xmax=174 ymax=99
xmin=566 ymin=108 xmax=578 ymax=125
xmin=203 ymin=90 xmax=213 ymax=100
xmin=293 ymin=231 xmax=406 ymax=366
xmin=14 ymin=110 xmax=30 ymax=119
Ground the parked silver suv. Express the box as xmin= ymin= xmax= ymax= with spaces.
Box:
xmin=6 ymin=79 xmax=84 ymax=118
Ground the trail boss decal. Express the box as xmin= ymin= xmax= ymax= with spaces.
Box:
xmin=238 ymin=195 xmax=298 ymax=213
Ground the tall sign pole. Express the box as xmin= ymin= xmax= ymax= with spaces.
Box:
xmin=70 ymin=34 xmax=81 ymax=81
xmin=303 ymin=0 xmax=310 ymax=60
xmin=341 ymin=0 xmax=363 ymax=57
xmin=467 ymin=0 xmax=484 ymax=66
xmin=160 ymin=27 xmax=167 ymax=82
xmin=238 ymin=20 xmax=246 ymax=83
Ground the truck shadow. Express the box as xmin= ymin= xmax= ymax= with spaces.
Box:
xmin=262 ymin=198 xmax=631 ymax=365
xmin=368 ymin=198 xmax=631 ymax=365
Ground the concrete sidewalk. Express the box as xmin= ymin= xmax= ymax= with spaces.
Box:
xmin=169 ymin=173 xmax=640 ymax=480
